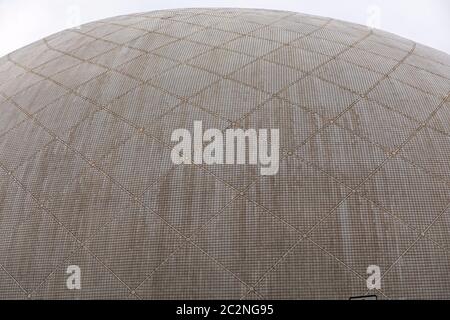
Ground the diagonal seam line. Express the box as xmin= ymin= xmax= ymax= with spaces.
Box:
xmin=0 ymin=13 xmax=384 ymax=298
xmin=222 ymin=24 xmax=373 ymax=200
xmin=0 ymin=264 xmax=29 ymax=297
xmin=1 ymin=10 xmax=448 ymax=300
xmin=131 ymin=192 xmax=248 ymax=293
xmin=339 ymin=62 xmax=450 ymax=293
xmin=3 ymin=74 xmax=244 ymax=293
xmin=244 ymin=41 xmax=419 ymax=295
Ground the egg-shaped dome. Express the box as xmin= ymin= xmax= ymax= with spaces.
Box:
xmin=1 ymin=8 xmax=450 ymax=300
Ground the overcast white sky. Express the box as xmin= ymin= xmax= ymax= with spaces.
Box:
xmin=0 ymin=0 xmax=449 ymax=57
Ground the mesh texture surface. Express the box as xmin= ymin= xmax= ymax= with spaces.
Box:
xmin=0 ymin=8 xmax=450 ymax=299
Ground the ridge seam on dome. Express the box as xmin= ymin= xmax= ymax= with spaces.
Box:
xmin=243 ymin=38 xmax=419 ymax=295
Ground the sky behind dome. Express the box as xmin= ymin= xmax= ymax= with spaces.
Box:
xmin=0 ymin=0 xmax=449 ymax=57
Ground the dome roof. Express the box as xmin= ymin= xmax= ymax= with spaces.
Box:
xmin=1 ymin=8 xmax=450 ymax=299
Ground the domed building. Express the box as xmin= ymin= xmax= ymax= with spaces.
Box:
xmin=0 ymin=8 xmax=450 ymax=300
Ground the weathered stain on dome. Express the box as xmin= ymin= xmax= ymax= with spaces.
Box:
xmin=0 ymin=8 xmax=450 ymax=299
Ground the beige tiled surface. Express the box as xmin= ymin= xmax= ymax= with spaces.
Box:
xmin=381 ymin=238 xmax=450 ymax=299
xmin=255 ymin=239 xmax=367 ymax=299
xmin=190 ymin=79 xmax=271 ymax=121
xmin=360 ymin=158 xmax=450 ymax=231
xmin=309 ymin=193 xmax=419 ymax=277
xmin=0 ymin=8 xmax=450 ymax=299
xmin=296 ymin=125 xmax=388 ymax=187
xmin=32 ymin=247 xmax=131 ymax=299
xmin=86 ymin=204 xmax=184 ymax=289
xmin=140 ymin=165 xmax=236 ymax=237
xmin=0 ymin=100 xmax=27 ymax=137
xmin=1 ymin=211 xmax=79 ymax=292
xmin=337 ymin=99 xmax=419 ymax=152
xmin=146 ymin=103 xmax=230 ymax=146
xmin=193 ymin=196 xmax=300 ymax=285
xmin=247 ymin=157 xmax=351 ymax=233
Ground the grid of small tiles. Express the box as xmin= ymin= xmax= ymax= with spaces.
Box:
xmin=1 ymin=8 xmax=450 ymax=300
